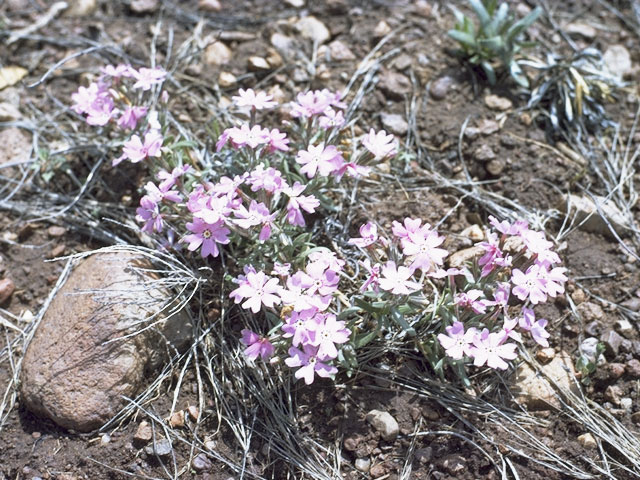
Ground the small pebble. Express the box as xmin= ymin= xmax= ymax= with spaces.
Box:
xmin=484 ymin=94 xmax=512 ymax=111
xmin=626 ymin=358 xmax=640 ymax=378
xmin=145 ymin=438 xmax=172 ymax=457
xmin=354 ymin=458 xmax=371 ymax=473
xmin=0 ymin=278 xmax=15 ymax=304
xmin=577 ymin=432 xmax=597 ymax=448
xmin=536 ymin=348 xmax=556 ymax=363
xmin=47 ymin=226 xmax=66 ymax=237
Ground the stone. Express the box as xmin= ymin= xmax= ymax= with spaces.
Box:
xmin=607 ymin=362 xmax=625 ymax=379
xmin=354 ymin=458 xmax=371 ymax=473
xmin=369 ymin=463 xmax=387 ymax=478
xmin=187 ymin=405 xmax=199 ymax=421
xmin=218 ymin=72 xmax=237 ymax=88
xmin=621 ymin=297 xmax=640 ymax=312
xmin=0 ymin=102 xmax=22 ymax=122
xmin=295 ymin=16 xmax=331 ymax=45
xmin=192 ymin=453 xmax=213 ymax=472
xmin=477 ymin=119 xmax=499 ymax=135
xmin=620 ymin=397 xmax=633 ymax=410
xmin=145 ymin=438 xmax=172 ymax=457
xmin=460 ymin=225 xmax=483 ymax=242
xmin=204 ymin=42 xmax=232 ymax=66
xmin=328 ymin=40 xmax=355 ymax=61
xmin=577 ymin=433 xmax=597 ymax=448
xmin=632 ymin=412 xmax=640 ymax=424
xmin=565 ymin=22 xmax=597 ymax=39
xmin=413 ymin=0 xmax=432 ymax=17
xmin=270 ymin=33 xmax=297 ymax=60
xmin=447 ymin=246 xmax=484 ymax=269
xmin=20 ymin=252 xmax=192 ymax=432
xmin=373 ymin=20 xmax=392 ymax=38
xmin=600 ymin=330 xmax=623 ymax=357
xmin=430 ymin=76 xmax=454 ymax=100
xmin=0 ymin=127 xmax=30 ymax=168
xmin=0 ymin=278 xmax=15 ymax=304
xmin=473 ymin=144 xmax=496 ymax=162
xmin=365 ymin=410 xmax=399 ymax=442
xmin=65 ymin=0 xmax=97 ymax=17
xmin=560 ymin=194 xmax=627 ymax=239
xmin=580 ymin=337 xmax=605 ymax=365
xmin=130 ymin=0 xmax=158 ymax=13
xmin=604 ymin=45 xmax=632 ymax=78
xmin=484 ymin=94 xmax=512 ymax=111
xmin=414 ymin=447 xmax=432 ymax=463
xmin=380 ymin=113 xmax=408 ymax=136
xmin=576 ymin=302 xmax=604 ymax=323
xmin=47 ymin=226 xmax=66 ymax=238
xmin=169 ymin=411 xmax=185 ymax=428
xmin=133 ymin=421 xmax=153 ymax=446
xmin=626 ymin=359 xmax=640 ymax=378
xmin=536 ymin=348 xmax=556 ymax=364
xmin=615 ymin=319 xmax=633 ymax=337
xmin=439 ymin=454 xmax=466 ymax=475
xmin=378 ymin=70 xmax=411 ymax=101
xmin=248 ymin=56 xmax=270 ymax=71
xmin=486 ymin=159 xmax=506 ymax=176
xmin=604 ymin=385 xmax=622 ymax=405
xmin=284 ymin=0 xmax=304 ymax=6
xmin=393 ymin=54 xmax=413 ymax=71
xmin=266 ymin=49 xmax=283 ymax=68
xmin=198 ymin=0 xmax=222 ymax=11
xmin=512 ymin=351 xmax=579 ymax=410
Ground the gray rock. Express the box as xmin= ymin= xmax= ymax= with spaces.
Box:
xmin=604 ymin=385 xmax=622 ymax=405
xmin=366 ymin=410 xmax=399 ymax=442
xmin=0 ymin=127 xmax=31 ymax=168
xmin=65 ymin=0 xmax=98 ymax=17
xmin=577 ymin=432 xmax=597 ymax=448
xmin=380 ymin=113 xmax=408 ymax=136
xmin=513 ymin=351 xmax=579 ymax=410
xmin=393 ymin=53 xmax=413 ymax=71
xmin=484 ymin=94 xmax=512 ymax=111
xmin=145 ymin=438 xmax=172 ymax=457
xmin=580 ymin=337 xmax=605 ymax=365
xmin=192 ymin=453 xmax=213 ymax=472
xmin=378 ymin=70 xmax=411 ymax=101
xmin=620 ymin=397 xmax=633 ymax=410
xmin=0 ymin=102 xmax=22 ymax=122
xmin=477 ymin=119 xmax=500 ymax=135
xmin=354 ymin=458 xmax=371 ymax=472
xmin=565 ymin=22 xmax=597 ymax=39
xmin=621 ymin=297 xmax=640 ymax=312
xmin=204 ymin=42 xmax=232 ymax=66
xmin=604 ymin=45 xmax=632 ymax=78
xmin=430 ymin=76 xmax=454 ymax=100
xmin=626 ymin=358 xmax=640 ymax=378
xmin=328 ymin=40 xmax=355 ymax=61
xmin=414 ymin=447 xmax=432 ymax=463
xmin=295 ymin=16 xmax=331 ymax=45
xmin=473 ymin=144 xmax=496 ymax=162
xmin=615 ymin=319 xmax=633 ymax=337
xmin=560 ymin=194 xmax=627 ymax=239
xmin=447 ymin=246 xmax=484 ymax=269
xmin=20 ymin=252 xmax=192 ymax=432
xmin=486 ymin=158 xmax=506 ymax=176
xmin=576 ymin=302 xmax=604 ymax=323
xmin=600 ymin=330 xmax=624 ymax=357
xmin=270 ymin=33 xmax=297 ymax=60
xmin=130 ymin=0 xmax=158 ymax=13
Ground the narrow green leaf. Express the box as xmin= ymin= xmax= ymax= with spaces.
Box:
xmin=506 ymin=6 xmax=542 ymax=44
xmin=447 ymin=29 xmax=477 ymax=49
xmin=469 ymin=0 xmax=491 ymax=27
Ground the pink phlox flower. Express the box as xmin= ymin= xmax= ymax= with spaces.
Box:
xmin=186 ymin=185 xmax=209 ymax=213
xmin=290 ymin=89 xmax=343 ymax=118
xmin=454 ymin=289 xmax=488 ymax=314
xmin=271 ymin=262 xmax=291 ymax=276
xmin=132 ymin=66 xmax=167 ymax=90
xmin=317 ymin=88 xmax=346 ymax=109
xmin=362 ymin=128 xmax=397 ymax=159
xmin=157 ymin=165 xmax=191 ymax=191
xmin=117 ymin=105 xmax=148 ymax=130
xmin=437 ymin=321 xmax=478 ymax=360
xmin=477 ymin=231 xmax=512 ymax=277
xmin=216 ymin=129 xmax=231 ymax=152
xmin=392 ymin=218 xmax=429 ymax=245
xmin=520 ymin=229 xmax=561 ymax=264
xmin=332 ymin=161 xmax=371 ymax=181
xmin=232 ymin=88 xmax=277 ymax=110
xmin=247 ymin=165 xmax=287 ymax=194
xmin=282 ymin=308 xmax=318 ymax=347
xmin=183 ymin=217 xmax=230 ymax=259
xmin=296 ymin=143 xmax=344 ymax=178
xmin=485 ymin=283 xmax=510 ymax=310
xmin=307 ymin=250 xmax=345 ymax=273
xmin=471 ymin=329 xmax=518 ymax=370
xmin=319 ymin=107 xmax=345 ymax=129
xmin=489 ymin=215 xmax=529 ymax=236
xmin=240 ymin=329 xmax=275 ymax=360
xmin=360 ymin=259 xmax=381 ymax=292
xmin=518 ymin=308 xmax=550 ymax=347
xmin=501 ymin=317 xmax=522 ymax=343
xmin=301 ymin=261 xmax=340 ymax=297
xmin=401 ymin=228 xmax=448 ymax=272
xmin=136 ymin=195 xmax=163 ymax=233
xmin=228 ymin=124 xmax=270 ymax=149
xmin=100 ymin=64 xmax=134 ymax=78
xmin=146 ymin=111 xmax=161 ymax=130
xmin=144 ymin=181 xmax=182 ymax=203
xmin=428 ymin=267 xmax=463 ymax=279
xmin=535 ymin=260 xmax=568 ymax=297
xmin=85 ymin=88 xmax=116 ymax=126
xmin=71 ymin=82 xmax=102 ymax=115
xmin=115 ymin=129 xmax=163 ymax=165
xmin=378 ymin=261 xmax=421 ymax=295
xmin=229 ymin=270 xmax=281 ymax=313
xmin=285 ymin=344 xmax=338 ymax=385
xmin=233 ymin=200 xmax=276 ymax=240
xmin=279 ymin=271 xmax=315 ymax=311
xmin=285 ymin=182 xmax=320 ymax=227
xmin=348 ymin=222 xmax=378 ymax=248
xmin=307 ymin=314 xmax=351 ymax=359
xmin=511 ymin=264 xmax=548 ymax=305
xmin=193 ymin=195 xmax=232 ymax=224
xmin=266 ymin=128 xmax=290 ymax=152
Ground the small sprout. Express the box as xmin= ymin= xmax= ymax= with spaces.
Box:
xmin=447 ymin=0 xmax=542 ymax=87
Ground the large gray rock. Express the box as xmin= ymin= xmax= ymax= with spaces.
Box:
xmin=20 ymin=252 xmax=192 ymax=432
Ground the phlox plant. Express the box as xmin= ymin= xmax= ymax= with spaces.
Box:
xmin=70 ymin=64 xmax=568 ymax=387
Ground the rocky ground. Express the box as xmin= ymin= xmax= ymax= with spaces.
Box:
xmin=2 ymin=0 xmax=640 ymax=479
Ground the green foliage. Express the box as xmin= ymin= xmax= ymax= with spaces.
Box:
xmin=575 ymin=342 xmax=605 ymax=386
xmin=448 ymin=0 xmax=542 ymax=87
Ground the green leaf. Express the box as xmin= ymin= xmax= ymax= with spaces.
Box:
xmin=487 ymin=2 xmax=509 ymax=36
xmin=506 ymin=6 xmax=542 ymax=44
xmin=391 ymin=309 xmax=416 ymax=337
xmin=450 ymin=6 xmax=466 ymax=26
xmin=481 ymin=61 xmax=497 ymax=85
xmin=447 ymin=29 xmax=477 ymax=50
xmin=468 ymin=0 xmax=491 ymax=27
xmin=169 ymin=139 xmax=197 ymax=150
xmin=478 ymin=35 xmax=505 ymax=52
xmin=354 ymin=327 xmax=379 ymax=348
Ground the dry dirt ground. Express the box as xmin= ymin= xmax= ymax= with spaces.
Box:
xmin=2 ymin=0 xmax=640 ymax=479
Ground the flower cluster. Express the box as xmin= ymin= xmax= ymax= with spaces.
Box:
xmin=232 ymin=252 xmax=351 ymax=385
xmin=70 ymin=63 xmax=167 ymax=166
xmin=347 ymin=215 xmax=566 ymax=373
